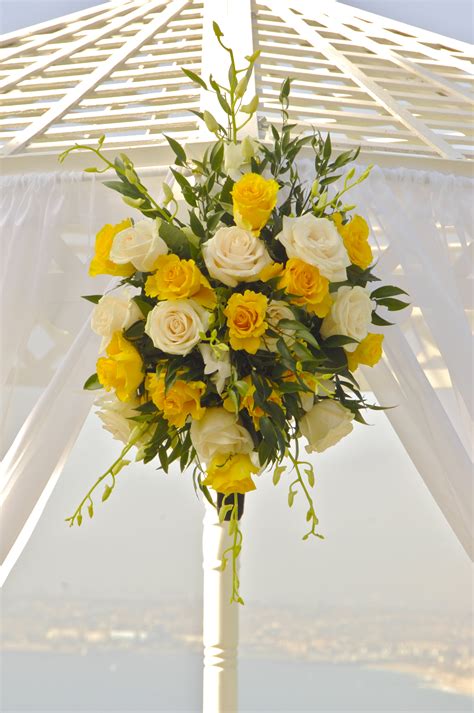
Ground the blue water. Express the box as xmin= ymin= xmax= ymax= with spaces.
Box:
xmin=1 ymin=651 xmax=472 ymax=712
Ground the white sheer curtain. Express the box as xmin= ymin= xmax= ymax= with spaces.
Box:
xmin=0 ymin=169 xmax=168 ymax=581
xmin=303 ymin=162 xmax=473 ymax=558
xmin=1 ymin=163 xmax=472 ymax=584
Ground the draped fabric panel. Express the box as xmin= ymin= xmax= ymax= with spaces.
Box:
xmin=0 ymin=170 xmax=168 ymax=581
xmin=298 ymin=163 xmax=473 ymax=557
xmin=1 ymin=164 xmax=472 ymax=584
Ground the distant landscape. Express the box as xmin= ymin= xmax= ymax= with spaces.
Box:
xmin=2 ymin=596 xmax=472 ymax=711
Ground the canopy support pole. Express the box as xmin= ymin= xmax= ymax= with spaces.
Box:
xmin=202 ymin=498 xmax=239 ymax=713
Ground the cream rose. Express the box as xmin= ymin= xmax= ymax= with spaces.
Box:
xmin=91 ymin=289 xmax=142 ymax=351
xmin=95 ymin=394 xmax=143 ymax=444
xmin=190 ymin=407 xmax=253 ymax=464
xmin=110 ymin=219 xmax=168 ymax=272
xmin=263 ymin=300 xmax=296 ymax=351
xmin=203 ymin=225 xmax=271 ymax=287
xmin=320 ymin=286 xmax=373 ymax=352
xmin=145 ymin=299 xmax=208 ymax=355
xmin=276 ymin=214 xmax=350 ymax=282
xmin=198 ymin=343 xmax=231 ymax=394
xmin=300 ymin=400 xmax=354 ymax=453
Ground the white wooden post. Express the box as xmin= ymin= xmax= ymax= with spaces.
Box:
xmin=202 ymin=498 xmax=239 ymax=713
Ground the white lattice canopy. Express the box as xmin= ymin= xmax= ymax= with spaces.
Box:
xmin=1 ymin=0 xmax=473 ymax=171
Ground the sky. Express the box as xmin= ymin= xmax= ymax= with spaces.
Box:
xmin=1 ymin=0 xmax=472 ymax=617
xmin=0 ymin=0 xmax=473 ymax=42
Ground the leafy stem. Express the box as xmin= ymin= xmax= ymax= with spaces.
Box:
xmin=65 ymin=423 xmax=150 ymax=527
xmin=287 ymin=449 xmax=324 ymax=541
xmin=220 ymin=493 xmax=244 ymax=605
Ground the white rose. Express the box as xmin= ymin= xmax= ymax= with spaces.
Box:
xmin=145 ymin=299 xmax=208 ymax=355
xmin=110 ymin=219 xmax=168 ymax=272
xmin=320 ymin=286 xmax=373 ymax=352
xmin=95 ymin=394 xmax=142 ymax=444
xmin=263 ymin=300 xmax=296 ymax=352
xmin=203 ymin=225 xmax=271 ymax=287
xmin=91 ymin=289 xmax=142 ymax=351
xmin=276 ymin=214 xmax=350 ymax=282
xmin=198 ymin=343 xmax=231 ymax=394
xmin=190 ymin=407 xmax=253 ymax=464
xmin=300 ymin=400 xmax=354 ymax=453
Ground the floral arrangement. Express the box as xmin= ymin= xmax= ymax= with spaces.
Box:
xmin=61 ymin=25 xmax=408 ymax=603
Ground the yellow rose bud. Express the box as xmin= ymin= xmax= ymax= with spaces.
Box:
xmin=334 ymin=214 xmax=373 ymax=270
xmin=89 ymin=219 xmax=135 ymax=277
xmin=258 ymin=261 xmax=284 ymax=282
xmin=232 ymin=173 xmax=278 ymax=236
xmin=96 ymin=332 xmax=143 ymax=402
xmin=203 ymin=453 xmax=258 ymax=495
xmin=145 ymin=372 xmax=206 ymax=428
xmin=279 ymin=258 xmax=331 ymax=317
xmin=224 ymin=290 xmax=268 ymax=353
xmin=145 ymin=254 xmax=216 ymax=308
xmin=346 ymin=333 xmax=384 ymax=372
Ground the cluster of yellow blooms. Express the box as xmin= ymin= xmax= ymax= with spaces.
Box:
xmin=90 ymin=171 xmax=382 ymax=496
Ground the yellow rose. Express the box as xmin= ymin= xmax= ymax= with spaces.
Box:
xmin=96 ymin=331 xmax=143 ymax=401
xmin=224 ymin=290 xmax=268 ymax=353
xmin=232 ymin=173 xmax=279 ymax=236
xmin=145 ymin=372 xmax=205 ymax=428
xmin=89 ymin=219 xmax=135 ymax=277
xmin=334 ymin=214 xmax=373 ymax=270
xmin=346 ymin=333 xmax=384 ymax=371
xmin=145 ymin=254 xmax=216 ymax=308
xmin=258 ymin=261 xmax=284 ymax=282
xmin=203 ymin=453 xmax=258 ymax=495
xmin=279 ymin=258 xmax=332 ymax=317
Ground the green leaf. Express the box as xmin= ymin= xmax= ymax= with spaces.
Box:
xmin=81 ymin=294 xmax=102 ymax=304
xmin=323 ymin=335 xmax=358 ymax=348
xmin=133 ymin=296 xmax=154 ymax=317
xmin=372 ymin=311 xmax=394 ymax=326
xmin=323 ymin=133 xmax=332 ymax=160
xmin=83 ymin=373 xmax=101 ymax=391
xmin=189 ymin=211 xmax=206 ymax=239
xmin=164 ymin=135 xmax=186 ymax=165
xmin=159 ymin=221 xmax=190 ymax=257
xmin=124 ymin=320 xmax=145 ymax=339
xmin=212 ymin=21 xmax=223 ymax=37
xmin=376 ymin=297 xmax=410 ymax=311
xmin=181 ymin=67 xmax=207 ymax=90
xmin=279 ymin=77 xmax=291 ymax=101
xmin=371 ymin=285 xmax=408 ymax=299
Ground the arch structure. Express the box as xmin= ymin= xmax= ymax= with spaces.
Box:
xmin=0 ymin=0 xmax=472 ymax=172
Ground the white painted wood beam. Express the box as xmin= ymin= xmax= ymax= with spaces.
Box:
xmin=266 ymin=0 xmax=464 ymax=160
xmin=309 ymin=2 xmax=474 ymax=105
xmin=1 ymin=0 xmax=189 ymax=157
xmin=0 ymin=0 xmax=170 ymax=93
xmin=334 ymin=0 xmax=474 ymax=74
xmin=0 ymin=0 xmax=143 ymax=63
xmin=0 ymin=0 xmax=120 ymax=48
